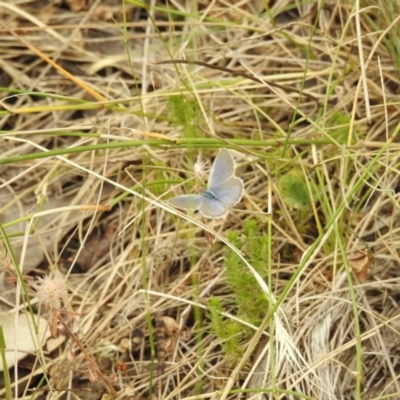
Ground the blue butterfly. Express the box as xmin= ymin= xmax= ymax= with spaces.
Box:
xmin=169 ymin=149 xmax=244 ymax=218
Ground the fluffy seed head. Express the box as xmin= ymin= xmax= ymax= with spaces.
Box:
xmin=35 ymin=274 xmax=68 ymax=310
xmin=194 ymin=153 xmax=208 ymax=182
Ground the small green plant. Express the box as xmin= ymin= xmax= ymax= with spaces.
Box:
xmin=277 ymin=169 xmax=314 ymax=210
xmin=208 ymin=219 xmax=270 ymax=363
xmin=167 ymin=94 xmax=202 ymax=138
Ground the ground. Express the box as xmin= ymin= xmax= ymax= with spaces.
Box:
xmin=1 ymin=1 xmax=400 ymax=399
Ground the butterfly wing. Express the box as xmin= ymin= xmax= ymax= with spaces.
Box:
xmin=212 ymin=176 xmax=244 ymax=206
xmin=208 ymin=148 xmax=236 ymax=190
xmin=168 ymin=194 xmax=204 ymax=211
xmin=199 ymin=198 xmax=230 ymax=218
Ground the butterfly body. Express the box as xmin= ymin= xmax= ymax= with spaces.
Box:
xmin=202 ymin=189 xmax=217 ymax=200
xmin=168 ymin=149 xmax=244 ymax=219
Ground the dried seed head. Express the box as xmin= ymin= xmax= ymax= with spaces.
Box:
xmin=34 ymin=273 xmax=68 ymax=310
xmin=194 ymin=153 xmax=208 ymax=182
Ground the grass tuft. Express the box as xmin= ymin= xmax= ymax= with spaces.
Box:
xmin=1 ymin=1 xmax=400 ymax=399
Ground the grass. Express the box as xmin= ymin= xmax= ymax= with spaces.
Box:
xmin=1 ymin=1 xmax=400 ymax=399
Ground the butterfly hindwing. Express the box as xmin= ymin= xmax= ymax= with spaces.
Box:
xmin=212 ymin=176 xmax=244 ymax=206
xmin=199 ymin=198 xmax=229 ymax=218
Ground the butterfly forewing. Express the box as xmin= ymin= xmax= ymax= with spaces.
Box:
xmin=208 ymin=148 xmax=236 ymax=189
xmin=168 ymin=194 xmax=204 ymax=211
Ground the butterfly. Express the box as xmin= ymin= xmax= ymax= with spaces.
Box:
xmin=168 ymin=148 xmax=244 ymax=218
